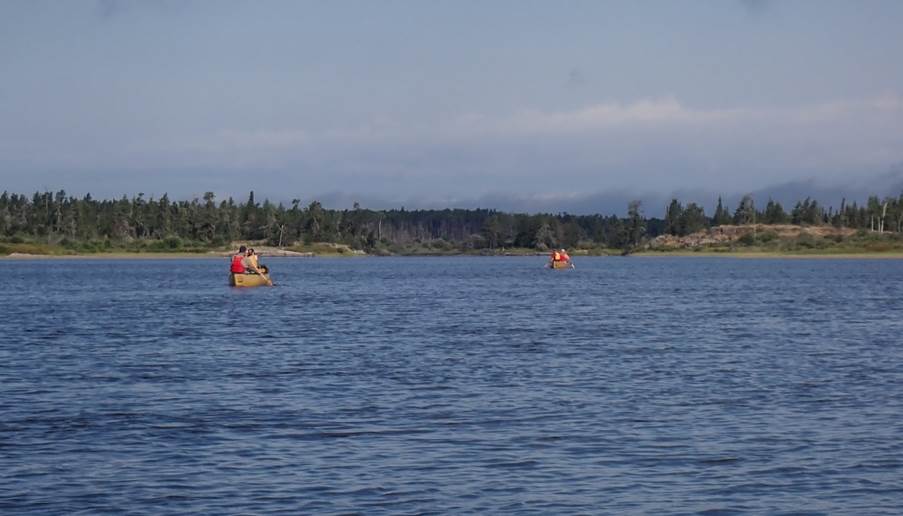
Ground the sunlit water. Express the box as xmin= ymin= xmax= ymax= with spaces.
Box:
xmin=2 ymin=256 xmax=902 ymax=514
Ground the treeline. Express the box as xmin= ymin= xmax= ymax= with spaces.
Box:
xmin=664 ymin=194 xmax=903 ymax=238
xmin=1 ymin=190 xmax=901 ymax=252
xmin=673 ymin=194 xmax=903 ymax=235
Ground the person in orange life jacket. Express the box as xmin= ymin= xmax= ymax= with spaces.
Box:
xmin=549 ymin=249 xmax=562 ymax=267
xmin=231 ymin=246 xmax=248 ymax=273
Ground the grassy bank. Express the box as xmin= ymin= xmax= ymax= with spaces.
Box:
xmin=0 ymin=242 xmax=217 ymax=257
xmin=4 ymin=230 xmax=903 ymax=259
xmin=635 ymin=250 xmax=903 ymax=259
xmin=0 ymin=236 xmax=220 ymax=256
xmin=0 ymin=238 xmax=363 ymax=258
xmin=643 ymin=226 xmax=903 ymax=258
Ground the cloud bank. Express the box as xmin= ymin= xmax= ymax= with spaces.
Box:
xmin=3 ymin=95 xmax=903 ymax=205
xmin=125 ymin=95 xmax=903 ymax=194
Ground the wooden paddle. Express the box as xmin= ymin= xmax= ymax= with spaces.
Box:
xmin=248 ymin=251 xmax=273 ymax=286
xmin=255 ymin=264 xmax=273 ymax=286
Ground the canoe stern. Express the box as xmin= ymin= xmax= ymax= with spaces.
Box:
xmin=229 ymin=273 xmax=271 ymax=287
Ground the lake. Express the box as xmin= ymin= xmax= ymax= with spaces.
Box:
xmin=2 ymin=256 xmax=902 ymax=514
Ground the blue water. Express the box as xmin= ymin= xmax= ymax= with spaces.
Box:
xmin=2 ymin=256 xmax=902 ymax=514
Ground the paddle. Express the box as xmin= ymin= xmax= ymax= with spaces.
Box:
xmin=255 ymin=262 xmax=273 ymax=286
xmin=247 ymin=250 xmax=273 ymax=286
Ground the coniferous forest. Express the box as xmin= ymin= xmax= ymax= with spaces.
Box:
xmin=1 ymin=190 xmax=902 ymax=255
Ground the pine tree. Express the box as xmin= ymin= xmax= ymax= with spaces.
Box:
xmin=733 ymin=195 xmax=756 ymax=225
xmin=763 ymin=199 xmax=788 ymax=224
xmin=664 ymin=199 xmax=684 ymax=235
xmin=625 ymin=200 xmax=645 ymax=248
xmin=678 ymin=203 xmax=707 ymax=235
xmin=713 ymin=196 xmax=732 ymax=226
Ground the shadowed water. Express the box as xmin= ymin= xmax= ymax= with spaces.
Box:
xmin=2 ymin=256 xmax=902 ymax=514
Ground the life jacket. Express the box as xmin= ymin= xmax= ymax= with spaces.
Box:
xmin=230 ymin=254 xmax=246 ymax=273
xmin=552 ymin=251 xmax=562 ymax=261
xmin=561 ymin=253 xmax=570 ymax=261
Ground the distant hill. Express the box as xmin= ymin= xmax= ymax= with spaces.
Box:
xmin=310 ymin=166 xmax=903 ymax=218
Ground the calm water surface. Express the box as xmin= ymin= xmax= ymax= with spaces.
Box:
xmin=2 ymin=256 xmax=902 ymax=514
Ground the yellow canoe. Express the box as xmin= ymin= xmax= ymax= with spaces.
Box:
xmin=229 ymin=273 xmax=272 ymax=287
xmin=551 ymin=261 xmax=574 ymax=269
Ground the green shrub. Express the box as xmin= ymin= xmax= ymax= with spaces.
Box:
xmin=737 ymin=233 xmax=756 ymax=246
xmin=795 ymin=234 xmax=817 ymax=248
xmin=79 ymin=241 xmax=101 ymax=253
xmin=757 ymin=231 xmax=778 ymax=243
xmin=864 ymin=242 xmax=893 ymax=252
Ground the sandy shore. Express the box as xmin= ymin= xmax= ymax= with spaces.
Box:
xmin=633 ymin=251 xmax=903 ymax=259
xmin=5 ymin=250 xmax=903 ymax=260
xmin=1 ymin=245 xmax=325 ymax=259
xmin=2 ymin=252 xmax=226 ymax=259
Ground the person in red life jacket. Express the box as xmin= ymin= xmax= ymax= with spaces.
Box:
xmin=549 ymin=248 xmax=572 ymax=268
xmin=231 ymin=245 xmax=248 ymax=274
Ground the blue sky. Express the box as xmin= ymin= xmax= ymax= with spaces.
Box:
xmin=1 ymin=0 xmax=902 ymax=211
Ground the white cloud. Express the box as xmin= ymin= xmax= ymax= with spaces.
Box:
xmin=441 ymin=96 xmax=903 ymax=138
xmin=5 ymin=95 xmax=903 ymax=198
xmin=106 ymin=95 xmax=903 ymax=161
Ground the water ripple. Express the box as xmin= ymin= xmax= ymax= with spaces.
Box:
xmin=2 ymin=257 xmax=902 ymax=514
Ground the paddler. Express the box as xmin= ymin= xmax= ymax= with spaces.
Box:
xmin=246 ymin=248 xmax=268 ymax=275
xmin=231 ymin=245 xmax=248 ymax=274
xmin=559 ymin=248 xmax=570 ymax=263
xmin=245 ymin=247 xmax=273 ymax=285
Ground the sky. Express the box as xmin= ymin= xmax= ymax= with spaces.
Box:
xmin=2 ymin=0 xmax=903 ymax=213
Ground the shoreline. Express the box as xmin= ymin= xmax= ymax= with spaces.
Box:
xmin=632 ymin=251 xmax=903 ymax=259
xmin=4 ymin=250 xmax=903 ymax=260
xmin=2 ymin=252 xmax=229 ymax=260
